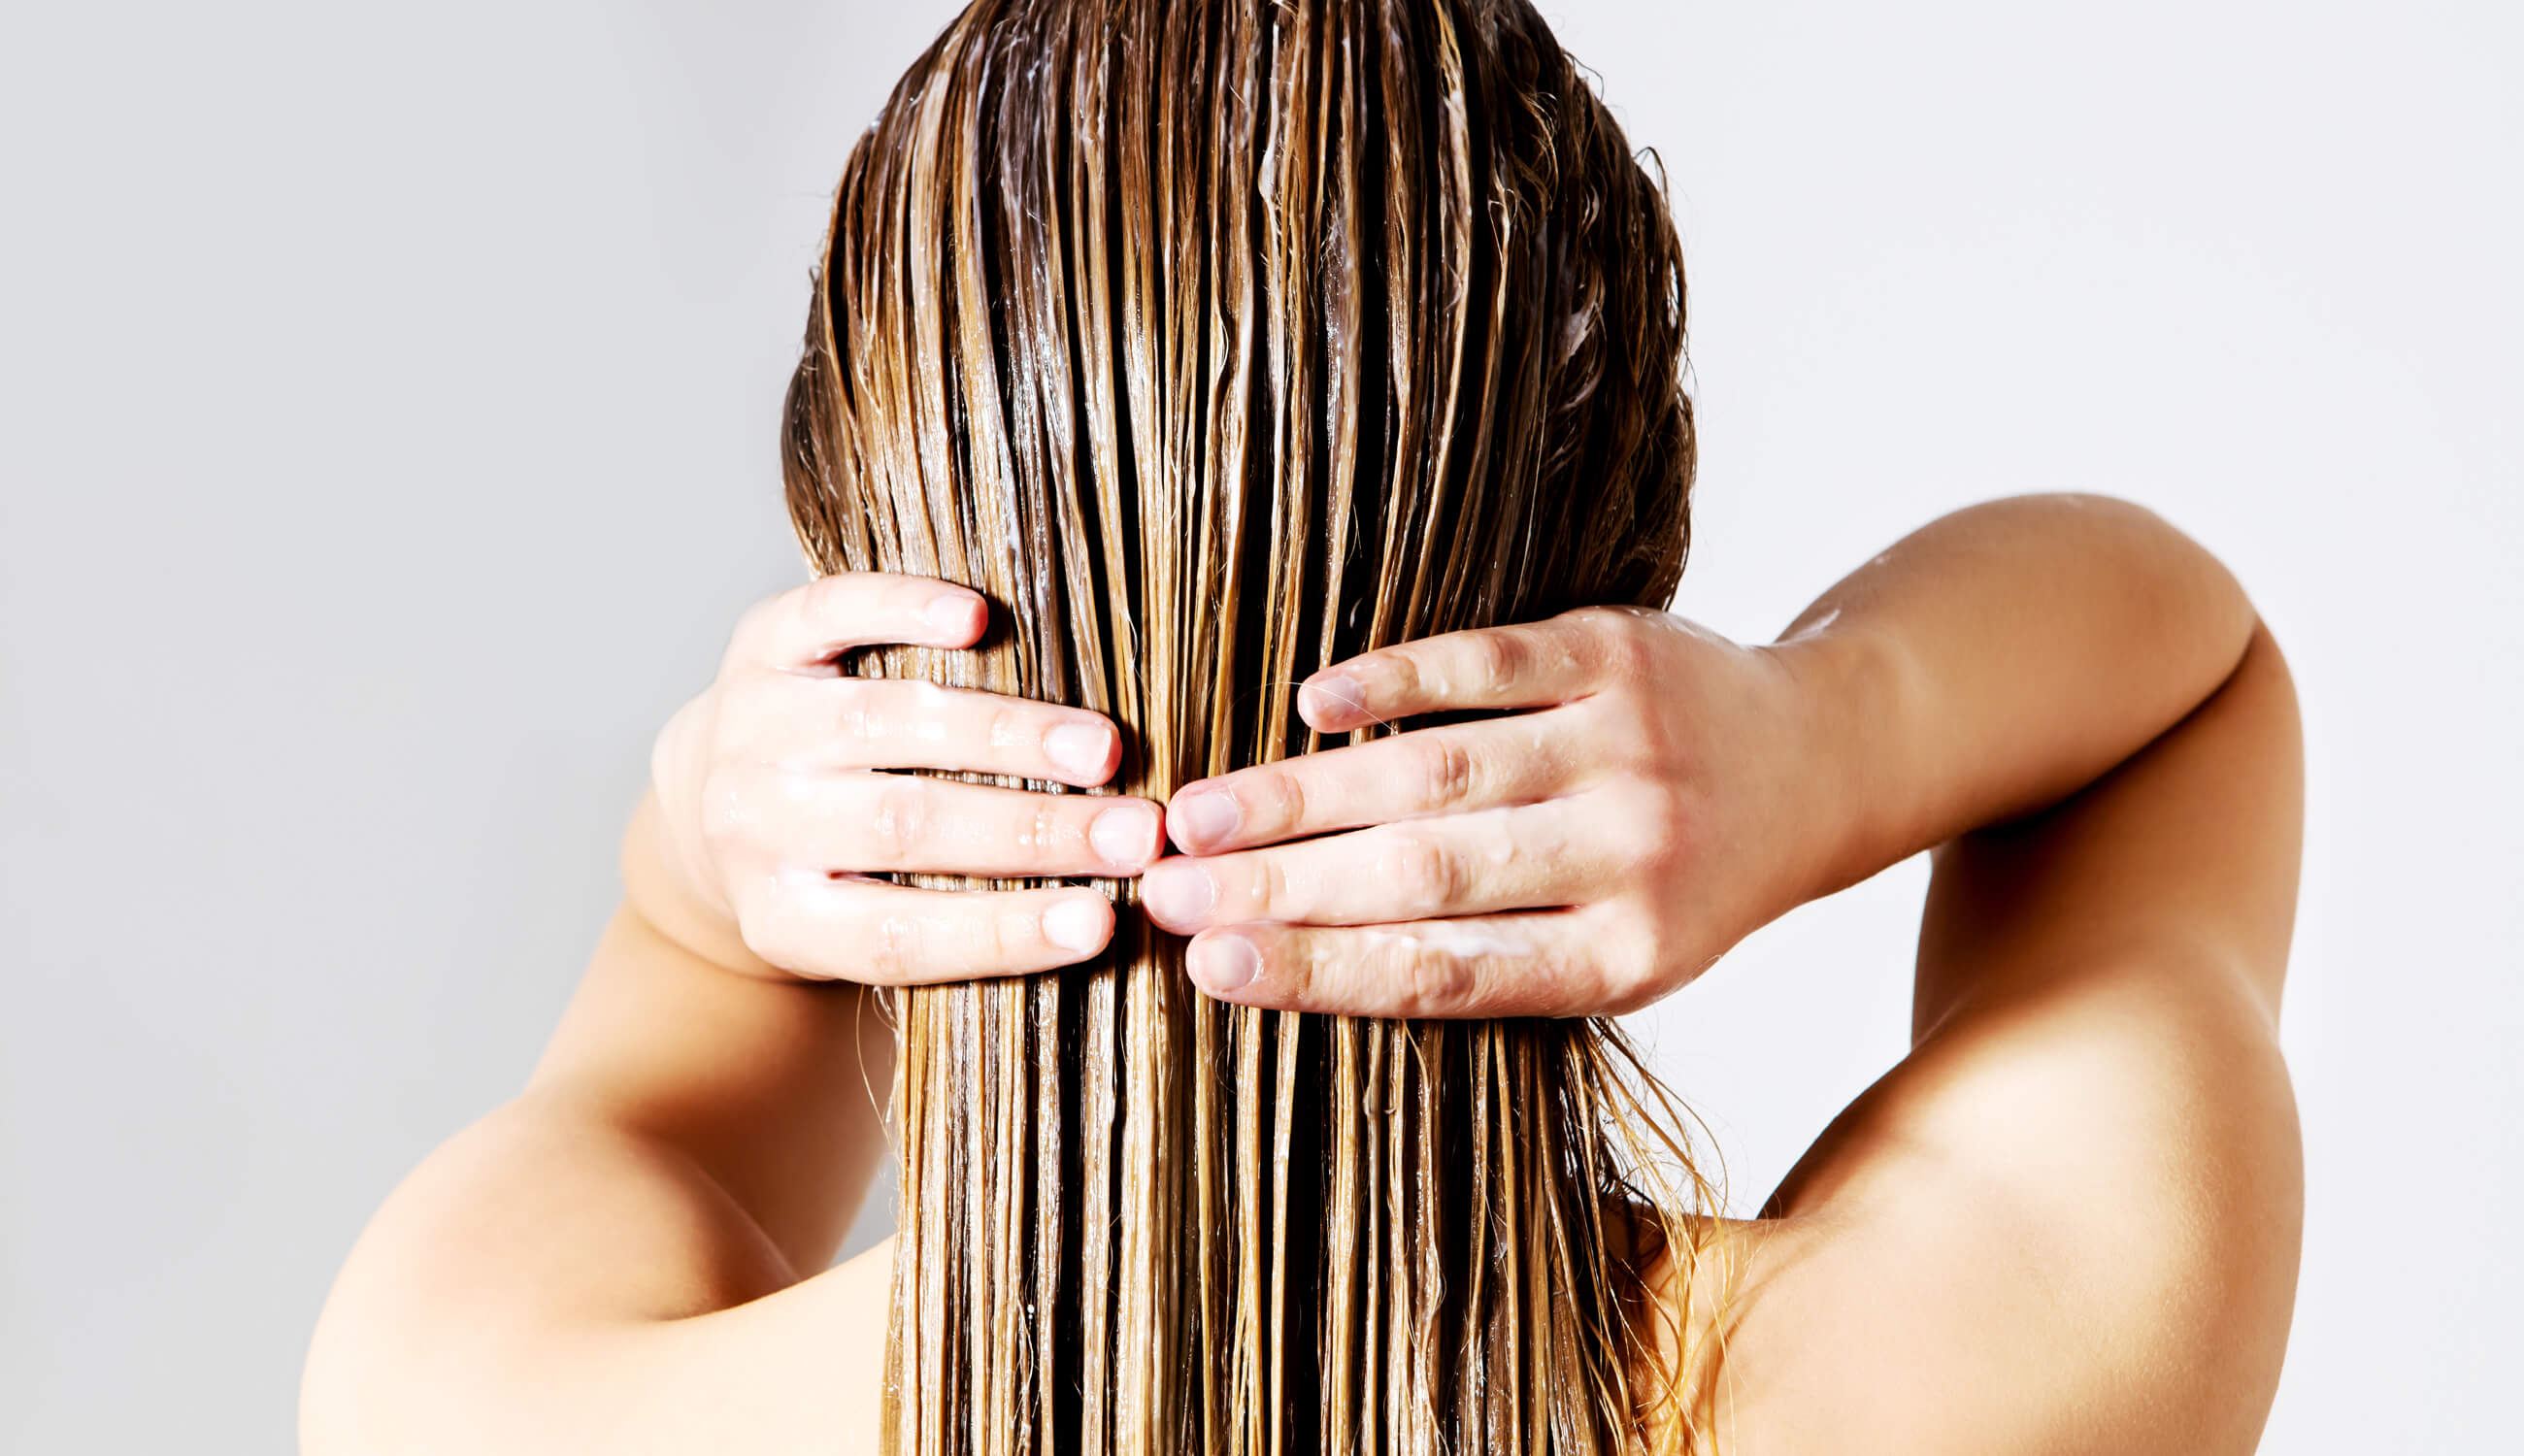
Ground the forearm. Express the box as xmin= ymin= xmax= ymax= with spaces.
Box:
xmin=1782 ymin=494 xmax=2259 ymax=895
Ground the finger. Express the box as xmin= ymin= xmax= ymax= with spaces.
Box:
xmin=1140 ymin=798 xmax=1608 ymax=933
xmin=751 ymin=772 xmax=1165 ymax=877
xmin=813 ymin=678 xmax=1124 ymax=786
xmin=1165 ymin=713 xmax=1578 ymax=854
xmin=735 ymin=875 xmax=1118 ymax=982
xmin=737 ymin=572 xmax=987 ymax=671
xmin=1297 ymin=606 xmax=1656 ymax=732
xmin=1180 ymin=910 xmax=1620 ymax=1018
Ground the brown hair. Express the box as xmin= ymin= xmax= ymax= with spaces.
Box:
xmin=781 ymin=1 xmax=1715 ymax=1450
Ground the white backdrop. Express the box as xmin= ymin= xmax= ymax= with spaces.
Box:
xmin=3 ymin=2 xmax=2516 ymax=1450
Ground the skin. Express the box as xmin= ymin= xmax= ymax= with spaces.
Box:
xmin=301 ymin=492 xmax=2304 ymax=1455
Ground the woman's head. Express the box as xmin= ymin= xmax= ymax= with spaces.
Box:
xmin=780 ymin=3 xmax=1712 ymax=1452
xmin=784 ymin=0 xmax=1693 ymax=781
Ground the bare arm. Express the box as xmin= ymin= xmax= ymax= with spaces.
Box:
xmin=1779 ymin=493 xmax=2270 ymax=923
xmin=1153 ymin=493 xmax=2303 ymax=1450
xmin=302 ymin=499 xmax=2304 ymax=1454
xmin=1716 ymin=616 xmax=2302 ymax=1454
xmin=300 ymin=575 xmax=1170 ymax=1456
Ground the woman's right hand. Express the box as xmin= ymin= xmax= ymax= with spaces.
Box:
xmin=640 ymin=571 xmax=1167 ymax=984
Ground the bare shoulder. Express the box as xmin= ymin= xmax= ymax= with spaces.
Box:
xmin=1650 ymin=626 xmax=2306 ymax=1454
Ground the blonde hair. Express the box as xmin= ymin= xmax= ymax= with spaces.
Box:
xmin=781 ymin=2 xmax=1721 ymax=1450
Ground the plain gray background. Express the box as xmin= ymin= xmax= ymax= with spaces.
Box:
xmin=4 ymin=0 xmax=2517 ymax=1449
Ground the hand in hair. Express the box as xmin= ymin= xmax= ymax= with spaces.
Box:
xmin=637 ymin=570 xmax=1166 ymax=982
xmin=1141 ymin=604 xmax=1823 ymax=1016
xmin=1146 ymin=493 xmax=2274 ymax=1026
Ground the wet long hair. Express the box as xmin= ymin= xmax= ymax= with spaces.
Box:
xmin=780 ymin=2 xmax=1718 ymax=1451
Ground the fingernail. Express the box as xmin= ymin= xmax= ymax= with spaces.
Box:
xmin=1139 ymin=860 xmax=1215 ymax=929
xmin=1089 ymin=802 xmax=1161 ymax=868
xmin=926 ymin=593 xmax=980 ymax=638
xmin=1042 ymin=896 xmax=1111 ymax=954
xmin=1171 ymin=786 xmax=1240 ymax=850
xmin=1046 ymin=721 xmax=1114 ymax=779
xmin=1297 ymin=671 xmax=1363 ymax=728
xmin=1190 ymin=936 xmax=1261 ymax=993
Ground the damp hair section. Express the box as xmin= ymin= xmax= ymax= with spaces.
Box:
xmin=780 ymin=2 xmax=1722 ymax=1451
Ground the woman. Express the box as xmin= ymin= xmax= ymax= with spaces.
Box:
xmin=301 ymin=2 xmax=2303 ymax=1452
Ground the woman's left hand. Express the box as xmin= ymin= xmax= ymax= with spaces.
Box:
xmin=1141 ymin=605 xmax=1845 ymax=1017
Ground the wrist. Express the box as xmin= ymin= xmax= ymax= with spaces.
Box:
xmin=1771 ymin=620 xmax=1932 ymax=902
xmin=620 ymin=791 xmax=781 ymax=979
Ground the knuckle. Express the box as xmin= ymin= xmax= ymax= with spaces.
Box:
xmin=986 ymin=702 xmax=1027 ymax=755
xmin=1526 ymin=944 xmax=1590 ymax=1016
xmin=735 ymin=890 xmax=798 ymax=973
xmin=1608 ymin=635 xmax=1654 ymax=683
xmin=696 ymin=778 xmax=756 ymax=855
xmin=1630 ymin=835 xmax=1686 ymax=889
xmin=737 ymin=922 xmax=787 ymax=975
xmin=1390 ymin=942 xmax=1477 ymax=1017
xmin=798 ymin=571 xmax=859 ymax=624
xmin=1595 ymin=610 xmax=1659 ymax=678
xmin=783 ymin=583 xmax=839 ymax=655
xmin=1593 ymin=699 xmax=1665 ymax=774
xmin=865 ymin=779 xmax=931 ymax=867
xmin=1383 ymin=833 xmax=1462 ymax=916
xmin=1031 ymin=799 xmax=1071 ymax=857
xmin=865 ymin=910 xmax=920 ymax=983
xmin=1464 ymin=630 xmax=1524 ymax=695
xmin=1596 ymin=914 xmax=1665 ymax=1011
xmin=828 ymin=678 xmax=880 ymax=745
xmin=1255 ymin=766 xmax=1309 ymax=834
xmin=1416 ymin=735 xmax=1480 ymax=811
xmin=1359 ymin=647 xmax=1420 ymax=705
xmin=1613 ymin=783 xmax=1688 ymax=868
xmin=1282 ymin=934 xmax=1331 ymax=1006
xmin=1472 ymin=808 xmax=1531 ymax=872
xmin=1655 ymin=790 xmax=1706 ymax=877
xmin=1249 ymin=852 xmax=1298 ymax=921
xmin=730 ymin=893 xmax=772 ymax=958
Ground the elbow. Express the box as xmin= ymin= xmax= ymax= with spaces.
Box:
xmin=1996 ymin=490 xmax=2263 ymax=681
